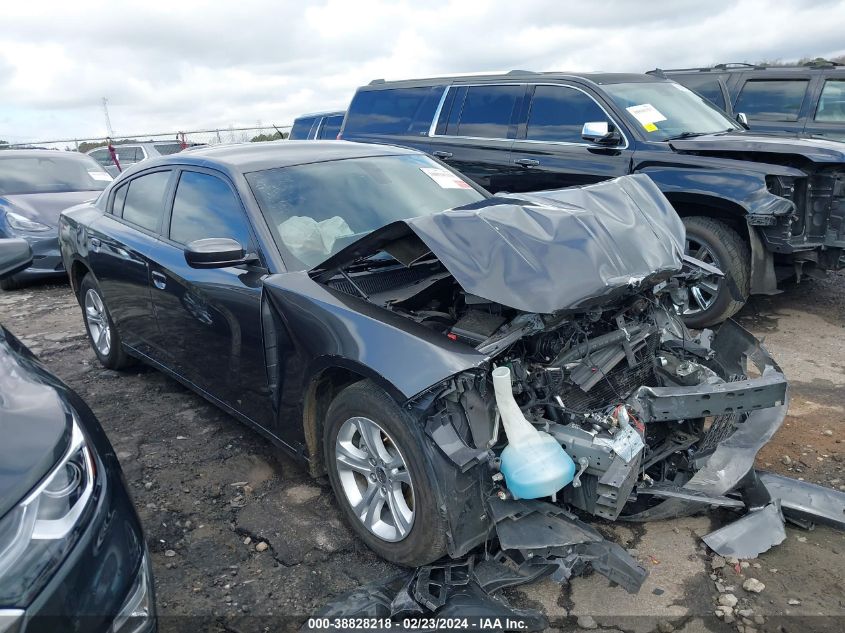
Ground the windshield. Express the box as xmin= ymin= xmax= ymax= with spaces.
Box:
xmin=604 ymin=81 xmax=740 ymax=141
xmin=0 ymin=154 xmax=112 ymax=195
xmin=246 ymin=153 xmax=485 ymax=269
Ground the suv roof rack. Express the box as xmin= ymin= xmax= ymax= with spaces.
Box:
xmin=802 ymin=57 xmax=843 ymax=68
xmin=651 ymin=58 xmax=843 ymax=74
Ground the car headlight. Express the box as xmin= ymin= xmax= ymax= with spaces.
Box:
xmin=0 ymin=417 xmax=96 ymax=604
xmin=5 ymin=211 xmax=52 ymax=233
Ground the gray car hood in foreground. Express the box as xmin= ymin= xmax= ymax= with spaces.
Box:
xmin=313 ymin=174 xmax=685 ymax=314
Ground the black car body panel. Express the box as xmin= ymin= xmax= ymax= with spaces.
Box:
xmin=262 ymin=272 xmax=486 ymax=404
xmin=0 ymin=331 xmax=71 ymax=519
xmin=0 ymin=323 xmax=154 ymax=631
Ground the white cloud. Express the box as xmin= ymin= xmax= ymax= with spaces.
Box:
xmin=1 ymin=0 xmax=844 ymax=143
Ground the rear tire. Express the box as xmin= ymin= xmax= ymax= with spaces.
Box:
xmin=682 ymin=216 xmax=750 ymax=328
xmin=78 ymin=273 xmax=134 ymax=369
xmin=324 ymin=380 xmax=448 ymax=566
xmin=0 ymin=276 xmax=23 ymax=291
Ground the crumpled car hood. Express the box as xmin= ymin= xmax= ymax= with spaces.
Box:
xmin=312 ymin=174 xmax=685 ymax=314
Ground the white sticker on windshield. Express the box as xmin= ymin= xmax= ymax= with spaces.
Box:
xmin=88 ymin=170 xmax=112 ymax=181
xmin=626 ymin=103 xmax=667 ymax=126
xmin=420 ymin=167 xmax=472 ymax=189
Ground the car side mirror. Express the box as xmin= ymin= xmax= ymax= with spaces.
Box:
xmin=581 ymin=121 xmax=621 ymax=145
xmin=184 ymin=238 xmax=257 ymax=269
xmin=0 ymin=238 xmax=33 ymax=280
xmin=736 ymin=112 xmax=749 ymax=128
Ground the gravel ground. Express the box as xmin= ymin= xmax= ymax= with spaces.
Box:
xmin=1 ymin=271 xmax=843 ymax=633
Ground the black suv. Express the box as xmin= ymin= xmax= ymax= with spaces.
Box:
xmin=340 ymin=71 xmax=845 ymax=326
xmin=651 ymin=59 xmax=845 ymax=141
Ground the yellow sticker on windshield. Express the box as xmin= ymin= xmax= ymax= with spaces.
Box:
xmin=643 ymin=122 xmax=658 ymax=132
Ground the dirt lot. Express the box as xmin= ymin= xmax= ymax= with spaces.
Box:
xmin=1 ymin=272 xmax=843 ymax=633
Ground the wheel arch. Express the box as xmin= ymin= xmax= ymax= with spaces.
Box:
xmin=665 ymin=194 xmax=775 ymax=295
xmin=301 ymin=361 xmax=408 ymax=478
xmin=68 ymin=258 xmax=93 ymax=298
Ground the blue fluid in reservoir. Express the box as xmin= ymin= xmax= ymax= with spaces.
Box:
xmin=500 ymin=433 xmax=576 ymax=500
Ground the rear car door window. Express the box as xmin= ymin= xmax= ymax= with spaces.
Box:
xmin=89 ymin=149 xmax=112 ymax=167
xmin=815 ymin=79 xmax=845 ymax=122
xmin=343 ymin=86 xmax=444 ymax=136
xmin=317 ymin=115 xmax=344 ymax=140
xmin=115 ymin=146 xmax=143 ymax=164
xmin=734 ymin=79 xmax=809 ymax=121
xmin=154 ymin=142 xmax=184 ymax=156
xmin=455 ymin=85 xmax=522 ymax=139
xmin=525 ymin=85 xmax=609 ymax=143
xmin=674 ymin=76 xmax=726 ymax=110
xmin=169 ymin=171 xmax=251 ymax=247
xmin=111 ymin=183 xmax=128 ymax=216
xmin=289 ymin=117 xmax=317 ymax=140
xmin=122 ymin=170 xmax=171 ymax=232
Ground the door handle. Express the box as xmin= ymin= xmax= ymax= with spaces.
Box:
xmin=89 ymin=237 xmax=101 ymax=253
xmin=151 ymin=271 xmax=167 ymax=290
xmin=433 ymin=151 xmax=453 ymax=159
xmin=514 ymin=158 xmax=540 ymax=167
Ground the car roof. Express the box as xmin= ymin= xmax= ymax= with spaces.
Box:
xmin=294 ymin=110 xmax=345 ymax=120
xmin=362 ymin=71 xmax=667 ymax=90
xmin=144 ymin=140 xmax=419 ymax=174
xmin=0 ymin=149 xmax=93 ymax=160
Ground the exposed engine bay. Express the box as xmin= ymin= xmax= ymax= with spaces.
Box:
xmin=303 ymin=175 xmax=844 ymax=620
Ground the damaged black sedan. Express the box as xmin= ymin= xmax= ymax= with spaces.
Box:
xmin=58 ymin=142 xmax=844 ymax=594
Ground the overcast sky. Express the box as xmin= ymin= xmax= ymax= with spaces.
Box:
xmin=2 ymin=0 xmax=844 ymax=144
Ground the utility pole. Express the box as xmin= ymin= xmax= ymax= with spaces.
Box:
xmin=101 ymin=97 xmax=114 ymax=136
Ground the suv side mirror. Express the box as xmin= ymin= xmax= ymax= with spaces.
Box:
xmin=0 ymin=238 xmax=33 ymax=280
xmin=184 ymin=238 xmax=257 ymax=269
xmin=736 ymin=112 xmax=749 ymax=128
xmin=581 ymin=121 xmax=621 ymax=145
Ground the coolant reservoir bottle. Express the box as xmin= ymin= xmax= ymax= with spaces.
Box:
xmin=492 ymin=366 xmax=576 ymax=499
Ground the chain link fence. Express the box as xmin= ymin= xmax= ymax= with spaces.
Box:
xmin=0 ymin=125 xmax=292 ymax=152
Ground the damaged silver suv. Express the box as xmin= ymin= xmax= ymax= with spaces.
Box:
xmin=59 ymin=142 xmax=843 ymax=601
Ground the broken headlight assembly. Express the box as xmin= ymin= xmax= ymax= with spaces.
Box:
xmin=0 ymin=416 xmax=96 ymax=605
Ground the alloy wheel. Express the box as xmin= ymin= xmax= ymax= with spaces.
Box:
xmin=334 ymin=416 xmax=415 ymax=542
xmin=683 ymin=237 xmax=722 ymax=316
xmin=84 ymin=289 xmax=111 ymax=356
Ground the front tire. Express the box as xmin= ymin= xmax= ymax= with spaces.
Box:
xmin=78 ymin=273 xmax=134 ymax=369
xmin=682 ymin=216 xmax=750 ymax=328
xmin=324 ymin=380 xmax=448 ymax=566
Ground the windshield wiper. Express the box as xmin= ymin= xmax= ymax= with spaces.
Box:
xmin=665 ymin=131 xmax=709 ymax=141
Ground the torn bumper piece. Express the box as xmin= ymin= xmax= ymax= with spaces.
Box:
xmin=489 ymin=498 xmax=648 ymax=594
xmin=306 ymin=559 xmax=550 ymax=632
xmin=308 ymin=499 xmax=647 ymax=630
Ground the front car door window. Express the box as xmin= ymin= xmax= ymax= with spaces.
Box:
xmin=122 ymin=170 xmax=171 ymax=232
xmin=815 ymin=79 xmax=845 ymax=122
xmin=168 ymin=170 xmax=252 ymax=247
xmin=734 ymin=79 xmax=809 ymax=122
xmin=525 ymin=85 xmax=610 ymax=143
